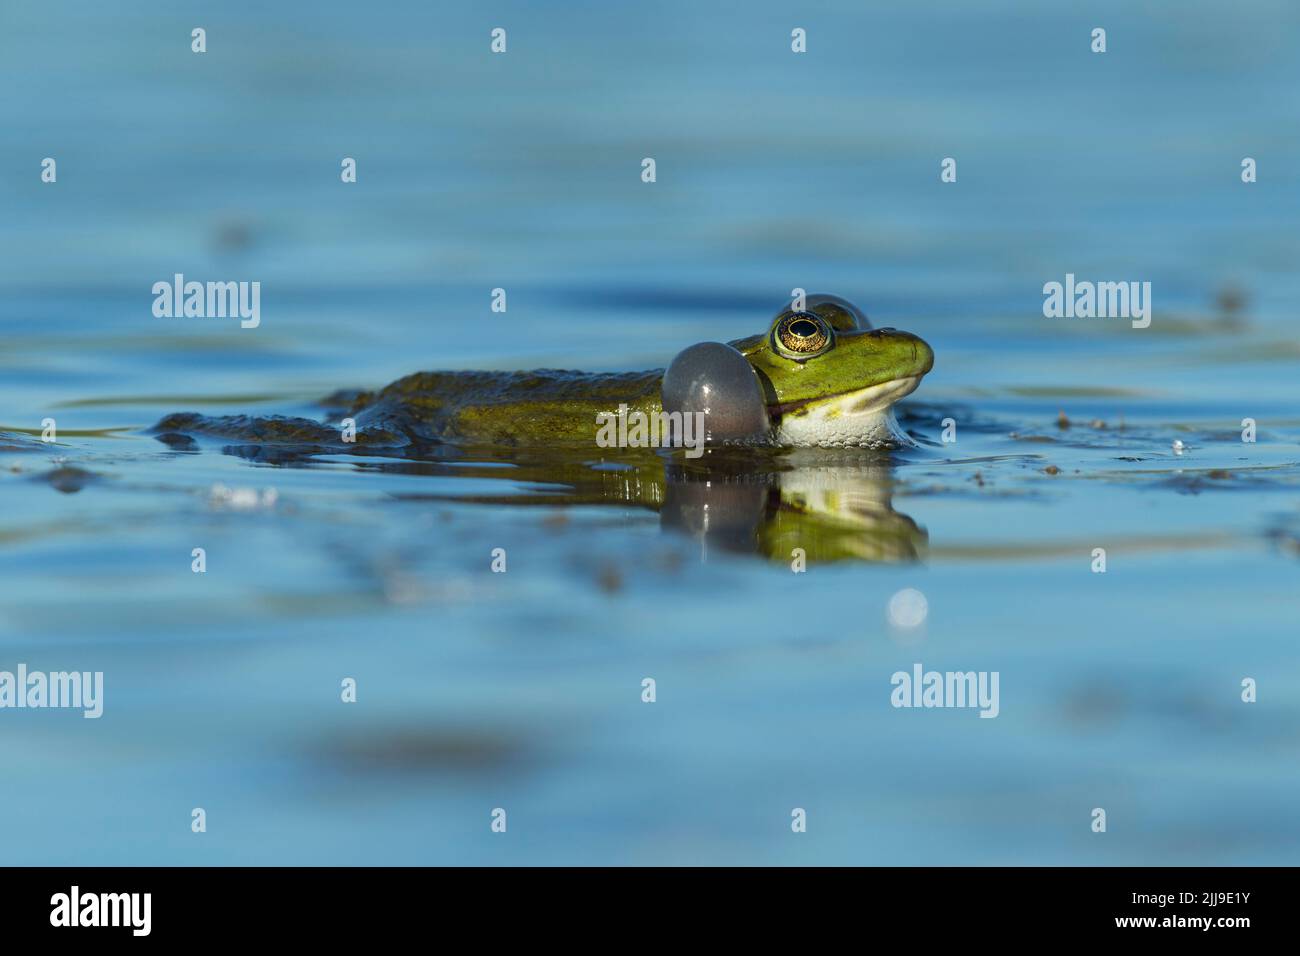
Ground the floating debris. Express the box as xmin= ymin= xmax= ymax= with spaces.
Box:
xmin=1216 ymin=283 xmax=1248 ymax=324
xmin=320 ymin=725 xmax=527 ymax=773
xmin=34 ymin=465 xmax=99 ymax=494
xmin=154 ymin=432 xmax=198 ymax=451
xmin=597 ymin=564 xmax=623 ymax=594
xmin=1172 ymin=439 xmax=1186 ymax=456
xmin=541 ymin=511 xmax=570 ymax=531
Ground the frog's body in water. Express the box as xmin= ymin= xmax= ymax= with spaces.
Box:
xmin=155 ymin=298 xmax=933 ymax=449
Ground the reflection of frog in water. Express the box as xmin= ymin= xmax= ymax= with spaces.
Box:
xmin=660 ymin=453 xmax=927 ymax=564
xmin=188 ymin=440 xmax=928 ymax=565
xmin=153 ymin=296 xmax=931 ymax=562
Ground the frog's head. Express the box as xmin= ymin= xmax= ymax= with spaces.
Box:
xmin=729 ymin=299 xmax=933 ymax=447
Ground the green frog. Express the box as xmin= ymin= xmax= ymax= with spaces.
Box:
xmin=154 ymin=296 xmax=933 ymax=450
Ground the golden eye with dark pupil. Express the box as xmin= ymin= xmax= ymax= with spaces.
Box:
xmin=775 ymin=313 xmax=830 ymax=356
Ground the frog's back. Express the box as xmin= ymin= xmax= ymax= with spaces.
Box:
xmin=353 ymin=368 xmax=664 ymax=444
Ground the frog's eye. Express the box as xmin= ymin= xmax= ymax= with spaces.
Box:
xmin=771 ymin=311 xmax=834 ymax=360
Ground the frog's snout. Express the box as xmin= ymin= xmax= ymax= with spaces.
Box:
xmin=906 ymin=332 xmax=935 ymax=377
xmin=870 ymin=328 xmax=934 ymax=379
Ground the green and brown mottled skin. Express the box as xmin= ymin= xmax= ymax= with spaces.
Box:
xmin=343 ymin=368 xmax=666 ymax=446
xmin=154 ymin=301 xmax=933 ymax=449
xmin=153 ymin=370 xmax=665 ymax=448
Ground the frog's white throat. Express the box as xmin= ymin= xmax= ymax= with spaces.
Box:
xmin=772 ymin=375 xmax=921 ymax=448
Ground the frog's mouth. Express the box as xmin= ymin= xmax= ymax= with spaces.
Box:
xmin=769 ymin=375 xmax=923 ymax=447
xmin=769 ymin=375 xmax=923 ymax=419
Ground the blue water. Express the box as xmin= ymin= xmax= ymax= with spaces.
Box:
xmin=1 ymin=0 xmax=1297 ymax=864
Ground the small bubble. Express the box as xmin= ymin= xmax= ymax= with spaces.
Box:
xmin=208 ymin=482 xmax=279 ymax=511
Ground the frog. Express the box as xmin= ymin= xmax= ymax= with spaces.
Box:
xmin=153 ymin=295 xmax=933 ymax=450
